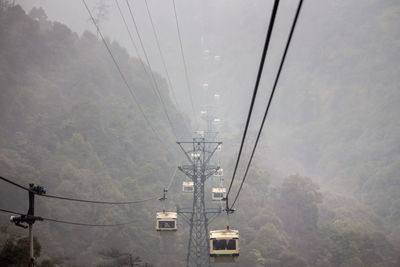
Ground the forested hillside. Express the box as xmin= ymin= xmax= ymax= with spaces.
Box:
xmin=0 ymin=4 xmax=189 ymax=266
xmin=1 ymin=2 xmax=400 ymax=267
xmin=261 ymin=0 xmax=400 ymax=231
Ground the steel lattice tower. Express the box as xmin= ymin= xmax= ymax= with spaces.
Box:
xmin=177 ymin=138 xmax=221 ymax=267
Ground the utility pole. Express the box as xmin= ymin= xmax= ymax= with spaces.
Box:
xmin=177 ymin=138 xmax=221 ymax=267
xmin=10 ymin=183 xmax=46 ymax=267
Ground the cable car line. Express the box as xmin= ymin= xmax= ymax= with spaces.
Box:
xmin=0 ymin=175 xmax=30 ymax=191
xmin=81 ymin=0 xmax=169 ymax=152
xmin=0 ymin=208 xmax=136 ymax=227
xmin=144 ymin=0 xmax=179 ymax=106
xmin=42 ymin=194 xmax=158 ymax=205
xmin=0 ymin=208 xmax=23 ymax=215
xmin=166 ymin=167 xmax=178 ymax=190
xmin=226 ymin=0 xmax=281 ymax=204
xmin=114 ymin=0 xmax=155 ymax=94
xmin=41 ymin=217 xmax=137 ymax=227
xmin=0 ymin=176 xmax=158 ymax=205
xmin=125 ymin=0 xmax=179 ymax=141
xmin=230 ymin=0 xmax=304 ymax=209
xmin=172 ymin=0 xmax=197 ymax=126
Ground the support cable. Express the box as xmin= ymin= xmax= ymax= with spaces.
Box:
xmin=226 ymin=0 xmax=281 ymax=202
xmin=0 ymin=208 xmax=136 ymax=227
xmin=81 ymin=0 xmax=168 ymax=151
xmin=230 ymin=0 xmax=304 ymax=209
xmin=42 ymin=194 xmax=157 ymax=205
xmin=41 ymin=217 xmax=136 ymax=227
xmin=114 ymin=0 xmax=154 ymax=90
xmin=125 ymin=0 xmax=179 ymax=141
xmin=166 ymin=167 xmax=178 ymax=191
xmin=0 ymin=208 xmax=23 ymax=215
xmin=0 ymin=176 xmax=157 ymax=205
xmin=144 ymin=0 xmax=179 ymax=106
xmin=172 ymin=0 xmax=197 ymax=125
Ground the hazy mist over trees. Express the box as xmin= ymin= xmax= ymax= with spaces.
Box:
xmin=1 ymin=0 xmax=399 ymax=266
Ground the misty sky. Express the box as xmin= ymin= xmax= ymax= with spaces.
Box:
xmin=15 ymin=0 xmax=400 ymax=181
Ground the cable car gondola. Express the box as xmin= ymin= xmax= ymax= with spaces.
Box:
xmin=156 ymin=211 xmax=177 ymax=233
xmin=212 ymin=187 xmax=226 ymax=201
xmin=214 ymin=168 xmax=223 ymax=177
xmin=210 ymin=228 xmax=239 ymax=262
xmin=182 ymin=181 xmax=194 ymax=193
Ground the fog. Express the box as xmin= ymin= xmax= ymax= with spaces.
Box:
xmin=1 ymin=0 xmax=399 ymax=266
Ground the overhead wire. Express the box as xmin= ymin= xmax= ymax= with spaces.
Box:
xmin=230 ymin=0 xmax=305 ymax=209
xmin=144 ymin=0 xmax=179 ymax=106
xmin=172 ymin=0 xmax=197 ymax=126
xmin=0 ymin=176 xmax=157 ymax=205
xmin=81 ymin=0 xmax=171 ymax=153
xmin=114 ymin=0 xmax=153 ymax=88
xmin=226 ymin=0 xmax=281 ymax=204
xmin=0 ymin=207 xmax=23 ymax=215
xmin=0 ymin=176 xmax=29 ymax=191
xmin=42 ymin=194 xmax=158 ymax=205
xmin=0 ymin=208 xmax=136 ymax=227
xmin=125 ymin=0 xmax=179 ymax=141
xmin=166 ymin=167 xmax=178 ymax=191
xmin=41 ymin=217 xmax=137 ymax=227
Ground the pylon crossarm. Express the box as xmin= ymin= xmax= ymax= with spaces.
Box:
xmin=177 ymin=142 xmax=195 ymax=164
xmin=204 ymin=142 xmax=222 ymax=165
xmin=179 ymin=213 xmax=192 ymax=225
xmin=205 ymin=165 xmax=219 ymax=171
xmin=177 ymin=208 xmax=193 ymax=213
xmin=178 ymin=167 xmax=194 ymax=178
xmin=208 ymin=214 xmax=219 ymax=224
xmin=204 ymin=170 xmax=218 ymax=179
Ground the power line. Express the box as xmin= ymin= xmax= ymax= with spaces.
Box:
xmin=0 ymin=176 xmax=29 ymax=191
xmin=172 ymin=0 xmax=197 ymax=126
xmin=0 ymin=208 xmax=23 ymax=215
xmin=0 ymin=208 xmax=136 ymax=227
xmin=144 ymin=0 xmax=179 ymax=106
xmin=230 ymin=0 xmax=304 ymax=209
xmin=0 ymin=176 xmax=157 ymax=205
xmin=114 ymin=0 xmax=153 ymax=89
xmin=124 ymin=0 xmax=179 ymax=141
xmin=42 ymin=216 xmax=136 ymax=227
xmin=42 ymin=194 xmax=158 ymax=205
xmin=226 ymin=0 xmax=281 ymax=202
xmin=81 ymin=0 xmax=168 ymax=151
xmin=166 ymin=167 xmax=178 ymax=190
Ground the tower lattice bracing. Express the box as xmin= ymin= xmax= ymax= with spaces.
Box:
xmin=178 ymin=139 xmax=221 ymax=267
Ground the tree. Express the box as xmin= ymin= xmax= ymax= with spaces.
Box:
xmin=276 ymin=175 xmax=323 ymax=236
xmin=275 ymin=175 xmax=323 ymax=264
xmin=0 ymin=236 xmax=41 ymax=266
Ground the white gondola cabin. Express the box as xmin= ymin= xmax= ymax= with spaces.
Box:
xmin=213 ymin=118 xmax=221 ymax=125
xmin=217 ymin=144 xmax=222 ymax=152
xmin=182 ymin=181 xmax=194 ymax=193
xmin=191 ymin=152 xmax=201 ymax=160
xmin=195 ymin=130 xmax=205 ymax=137
xmin=156 ymin=211 xmax=177 ymax=233
xmin=210 ymin=228 xmax=239 ymax=262
xmin=214 ymin=168 xmax=223 ymax=177
xmin=212 ymin=187 xmax=226 ymax=201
